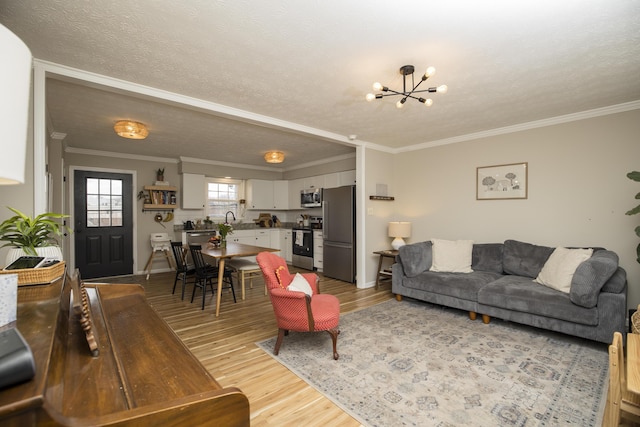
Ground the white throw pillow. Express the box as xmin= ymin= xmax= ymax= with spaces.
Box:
xmin=429 ymin=239 xmax=474 ymax=273
xmin=287 ymin=273 xmax=313 ymax=296
xmin=534 ymin=247 xmax=594 ymax=293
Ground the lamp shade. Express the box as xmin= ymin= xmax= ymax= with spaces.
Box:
xmin=0 ymin=24 xmax=32 ymax=185
xmin=388 ymin=222 xmax=411 ymax=238
xmin=388 ymin=221 xmax=411 ymax=250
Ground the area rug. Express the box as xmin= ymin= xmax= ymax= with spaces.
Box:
xmin=256 ymin=299 xmax=608 ymax=427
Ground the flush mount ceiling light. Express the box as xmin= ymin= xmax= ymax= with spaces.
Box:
xmin=366 ymin=65 xmax=448 ymax=109
xmin=113 ymin=120 xmax=149 ymax=139
xmin=264 ymin=151 xmax=285 ymax=164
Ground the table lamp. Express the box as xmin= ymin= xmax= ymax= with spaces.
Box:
xmin=388 ymin=222 xmax=411 ymax=250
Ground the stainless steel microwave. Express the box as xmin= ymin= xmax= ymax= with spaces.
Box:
xmin=301 ymin=188 xmax=322 ymax=208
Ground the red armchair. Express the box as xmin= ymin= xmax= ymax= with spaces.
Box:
xmin=256 ymin=251 xmax=340 ymax=360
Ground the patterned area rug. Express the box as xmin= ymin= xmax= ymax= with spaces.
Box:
xmin=256 ymin=299 xmax=608 ymax=427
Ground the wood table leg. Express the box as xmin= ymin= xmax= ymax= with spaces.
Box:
xmin=375 ymin=254 xmax=384 ymax=289
xmin=215 ymin=258 xmax=225 ymax=317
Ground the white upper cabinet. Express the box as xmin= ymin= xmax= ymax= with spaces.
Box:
xmin=182 ymin=173 xmax=205 ymax=209
xmin=246 ymin=179 xmax=289 ymax=210
xmin=288 ymin=178 xmax=306 ymax=209
xmin=338 ymin=170 xmax=356 ymax=186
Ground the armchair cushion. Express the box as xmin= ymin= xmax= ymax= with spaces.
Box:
xmin=287 ymin=273 xmax=313 ymax=296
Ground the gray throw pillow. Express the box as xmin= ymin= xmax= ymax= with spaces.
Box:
xmin=472 ymin=243 xmax=504 ymax=274
xmin=503 ymin=240 xmax=555 ymax=278
xmin=570 ymin=250 xmax=619 ymax=308
xmin=398 ymin=241 xmax=432 ymax=277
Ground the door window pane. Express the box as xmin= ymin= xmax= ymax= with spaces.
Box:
xmin=86 ymin=178 xmax=124 ymax=228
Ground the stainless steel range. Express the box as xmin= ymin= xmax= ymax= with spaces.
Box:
xmin=292 ymin=227 xmax=313 ymax=270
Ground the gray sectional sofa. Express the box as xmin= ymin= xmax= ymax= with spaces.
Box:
xmin=391 ymin=239 xmax=627 ymax=343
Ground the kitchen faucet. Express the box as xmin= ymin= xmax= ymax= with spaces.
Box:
xmin=225 ymin=211 xmax=236 ymax=224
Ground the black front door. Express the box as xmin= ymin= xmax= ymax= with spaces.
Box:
xmin=74 ymin=170 xmax=133 ymax=279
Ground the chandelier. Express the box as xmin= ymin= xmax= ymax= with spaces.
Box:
xmin=264 ymin=151 xmax=285 ymax=163
xmin=113 ymin=120 xmax=149 ymax=139
xmin=366 ymin=65 xmax=448 ymax=108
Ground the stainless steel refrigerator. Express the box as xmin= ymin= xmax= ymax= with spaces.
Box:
xmin=322 ymin=185 xmax=355 ymax=283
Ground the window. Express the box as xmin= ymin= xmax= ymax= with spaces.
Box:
xmin=86 ymin=178 xmax=122 ymax=227
xmin=205 ymin=178 xmax=242 ymax=220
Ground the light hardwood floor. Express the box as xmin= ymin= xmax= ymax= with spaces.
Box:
xmin=90 ymin=267 xmax=393 ymax=426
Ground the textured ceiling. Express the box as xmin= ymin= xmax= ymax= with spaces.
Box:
xmin=1 ymin=0 xmax=639 ymax=168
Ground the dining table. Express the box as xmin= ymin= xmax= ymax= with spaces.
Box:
xmin=200 ymin=242 xmax=278 ymax=317
xmin=627 ymin=333 xmax=640 ymax=394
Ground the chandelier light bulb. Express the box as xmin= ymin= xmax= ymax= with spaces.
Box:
xmin=437 ymin=84 xmax=448 ymax=94
xmin=425 ymin=66 xmax=436 ymax=77
xmin=396 ymin=99 xmax=405 ymax=109
xmin=366 ymin=93 xmax=376 ymax=102
xmin=372 ymin=82 xmax=383 ymax=91
xmin=424 ymin=98 xmax=433 ymax=107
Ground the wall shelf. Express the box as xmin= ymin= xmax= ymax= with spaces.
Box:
xmin=142 ymin=185 xmax=177 ymax=211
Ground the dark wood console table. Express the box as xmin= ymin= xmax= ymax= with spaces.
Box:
xmin=0 ymin=274 xmax=249 ymax=426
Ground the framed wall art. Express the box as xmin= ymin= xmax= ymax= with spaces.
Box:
xmin=476 ymin=162 xmax=528 ymax=200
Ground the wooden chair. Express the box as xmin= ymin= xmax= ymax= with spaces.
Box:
xmin=170 ymin=241 xmax=195 ymax=300
xmin=226 ymin=257 xmax=263 ymax=299
xmin=606 ymin=331 xmax=640 ymax=426
xmin=256 ymin=251 xmax=340 ymax=360
xmin=189 ymin=244 xmax=236 ymax=310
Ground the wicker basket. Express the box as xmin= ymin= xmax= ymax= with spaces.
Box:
xmin=632 ymin=308 xmax=640 ymax=334
xmin=0 ymin=260 xmax=66 ymax=285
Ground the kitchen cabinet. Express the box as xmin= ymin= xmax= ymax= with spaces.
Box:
xmin=288 ymin=178 xmax=304 ymax=209
xmin=246 ymin=179 xmax=289 ymax=210
xmin=323 ymin=173 xmax=339 ymax=189
xmin=313 ymin=230 xmax=323 ymax=272
xmin=182 ymin=173 xmax=205 ymax=209
xmin=278 ymin=229 xmax=292 ymax=263
xmin=303 ymin=175 xmax=324 ymax=190
xmin=338 ymin=170 xmax=356 ymax=186
xmin=229 ymin=229 xmax=272 ymax=247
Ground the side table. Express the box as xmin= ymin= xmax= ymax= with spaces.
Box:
xmin=373 ymin=249 xmax=398 ymax=289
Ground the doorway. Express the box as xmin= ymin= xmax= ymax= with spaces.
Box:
xmin=73 ymin=170 xmax=134 ymax=279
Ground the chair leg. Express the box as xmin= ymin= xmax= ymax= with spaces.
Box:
xmin=229 ymin=274 xmax=237 ymax=303
xmin=191 ymin=279 xmax=198 ymax=303
xmin=326 ymin=328 xmax=340 ymax=360
xmin=172 ymin=274 xmax=179 ymax=294
xmin=274 ymin=328 xmax=287 ymax=355
xmin=181 ymin=273 xmax=187 ymax=300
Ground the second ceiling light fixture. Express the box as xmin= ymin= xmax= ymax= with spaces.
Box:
xmin=366 ymin=65 xmax=448 ymax=109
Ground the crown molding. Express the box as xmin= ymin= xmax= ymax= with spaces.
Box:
xmin=65 ymin=146 xmax=179 ymax=164
xmin=394 ymin=100 xmax=640 ymax=153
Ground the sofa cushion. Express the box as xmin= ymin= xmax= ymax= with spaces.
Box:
xmin=534 ymin=247 xmax=593 ymax=293
xmin=430 ymin=239 xmax=474 ymax=273
xmin=570 ymin=250 xmax=620 ymax=307
xmin=503 ymin=240 xmax=555 ymax=278
xmin=403 ymin=270 xmax=502 ymax=301
xmin=472 ymin=243 xmax=504 ymax=274
xmin=478 ymin=275 xmax=598 ymax=326
xmin=601 ymin=267 xmax=627 ymax=294
xmin=398 ymin=241 xmax=432 ymax=277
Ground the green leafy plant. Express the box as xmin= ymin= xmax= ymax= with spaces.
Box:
xmin=217 ymin=222 xmax=234 ymax=239
xmin=0 ymin=207 xmax=71 ymax=256
xmin=625 ymin=171 xmax=640 ymax=264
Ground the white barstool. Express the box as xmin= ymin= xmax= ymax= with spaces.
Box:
xmin=144 ymin=233 xmax=173 ymax=279
xmin=226 ymin=257 xmax=263 ymax=299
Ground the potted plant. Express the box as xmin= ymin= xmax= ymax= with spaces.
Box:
xmin=216 ymin=222 xmax=233 ymax=247
xmin=156 ymin=167 xmax=165 ymax=182
xmin=0 ymin=207 xmax=71 ymax=265
xmin=626 ymin=171 xmax=640 ymax=264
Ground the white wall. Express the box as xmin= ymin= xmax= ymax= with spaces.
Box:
xmin=386 ymin=109 xmax=640 ymax=308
